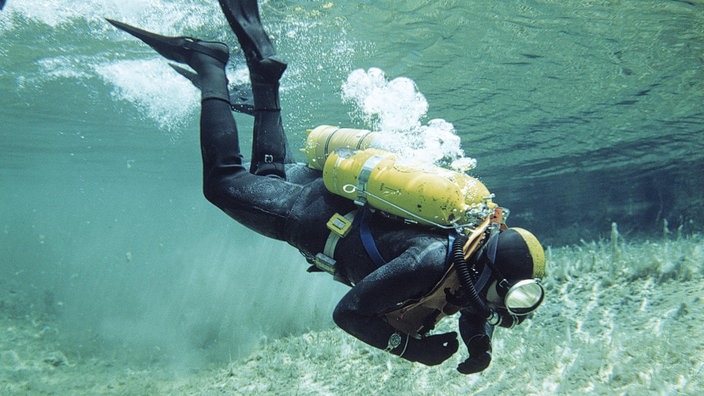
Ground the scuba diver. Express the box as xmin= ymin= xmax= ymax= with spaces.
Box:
xmin=106 ymin=0 xmax=546 ymax=374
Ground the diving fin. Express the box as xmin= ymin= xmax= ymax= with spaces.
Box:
xmin=169 ymin=63 xmax=254 ymax=116
xmin=105 ymin=18 xmax=229 ymax=67
xmin=217 ymin=0 xmax=275 ymax=62
xmin=0 ymin=0 xmax=6 ymax=11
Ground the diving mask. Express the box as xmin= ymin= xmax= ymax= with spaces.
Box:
xmin=498 ymin=278 xmax=544 ymax=316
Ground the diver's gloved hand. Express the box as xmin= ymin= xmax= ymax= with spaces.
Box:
xmin=457 ymin=351 xmax=491 ymax=374
xmin=401 ymin=331 xmax=459 ymax=366
xmin=457 ymin=333 xmax=492 ymax=374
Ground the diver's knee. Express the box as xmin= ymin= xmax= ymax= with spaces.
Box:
xmin=332 ymin=303 xmax=350 ymax=328
xmin=202 ymin=182 xmax=221 ymax=206
xmin=202 ymin=175 xmax=230 ymax=207
xmin=251 ymin=161 xmax=286 ymax=179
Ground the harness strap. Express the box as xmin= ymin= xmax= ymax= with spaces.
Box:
xmin=308 ymin=211 xmax=356 ymax=286
xmin=447 ymin=233 xmax=456 ymax=263
xmin=324 ymin=211 xmax=356 ymax=258
xmin=358 ymin=206 xmax=387 ymax=267
xmin=474 ymin=263 xmax=493 ymax=292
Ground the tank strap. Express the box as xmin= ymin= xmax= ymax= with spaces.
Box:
xmin=354 ymin=155 xmax=384 ymax=206
xmin=358 ymin=205 xmax=387 ymax=267
xmin=321 ymin=127 xmax=340 ymax=157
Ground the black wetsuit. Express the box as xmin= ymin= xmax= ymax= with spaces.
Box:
xmin=194 ymin=0 xmax=496 ymax=367
xmin=200 ymin=96 xmax=454 ymax=359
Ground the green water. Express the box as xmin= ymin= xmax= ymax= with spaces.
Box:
xmin=1 ymin=0 xmax=703 ymax=384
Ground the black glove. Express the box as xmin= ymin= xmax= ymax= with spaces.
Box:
xmin=400 ymin=331 xmax=459 ymax=366
xmin=457 ymin=333 xmax=492 ymax=374
xmin=457 ymin=351 xmax=491 ymax=374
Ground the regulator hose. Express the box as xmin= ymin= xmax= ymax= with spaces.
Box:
xmin=451 ymin=236 xmax=491 ymax=317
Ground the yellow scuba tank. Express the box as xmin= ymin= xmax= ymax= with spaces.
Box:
xmin=304 ymin=125 xmax=495 ymax=229
xmin=304 ymin=125 xmax=381 ymax=170
xmin=323 ymin=147 xmax=495 ymax=229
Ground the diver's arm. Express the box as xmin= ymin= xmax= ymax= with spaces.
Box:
xmin=332 ymin=245 xmax=459 ymax=366
xmin=457 ymin=311 xmax=494 ymax=374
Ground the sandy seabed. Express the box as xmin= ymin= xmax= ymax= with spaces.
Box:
xmin=2 ymin=231 xmax=702 ymax=395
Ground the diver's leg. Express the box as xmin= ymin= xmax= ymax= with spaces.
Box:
xmin=250 ymin=80 xmax=287 ymax=177
xmin=195 ymin=55 xmax=301 ymax=239
xmin=199 ymin=95 xmax=302 ymax=240
xmin=191 ymin=52 xmax=301 ymax=239
xmin=191 ymin=42 xmax=298 ymax=239
xmin=219 ymin=0 xmax=289 ymax=178
xmin=106 ymin=18 xmax=299 ymax=238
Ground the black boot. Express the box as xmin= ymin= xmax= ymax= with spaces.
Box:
xmin=218 ymin=0 xmax=288 ymax=84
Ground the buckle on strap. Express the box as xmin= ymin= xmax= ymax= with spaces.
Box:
xmin=312 ymin=211 xmax=357 ymax=276
xmin=326 ymin=212 xmax=353 ymax=238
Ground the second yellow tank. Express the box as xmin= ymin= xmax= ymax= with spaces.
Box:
xmin=304 ymin=125 xmax=381 ymax=170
